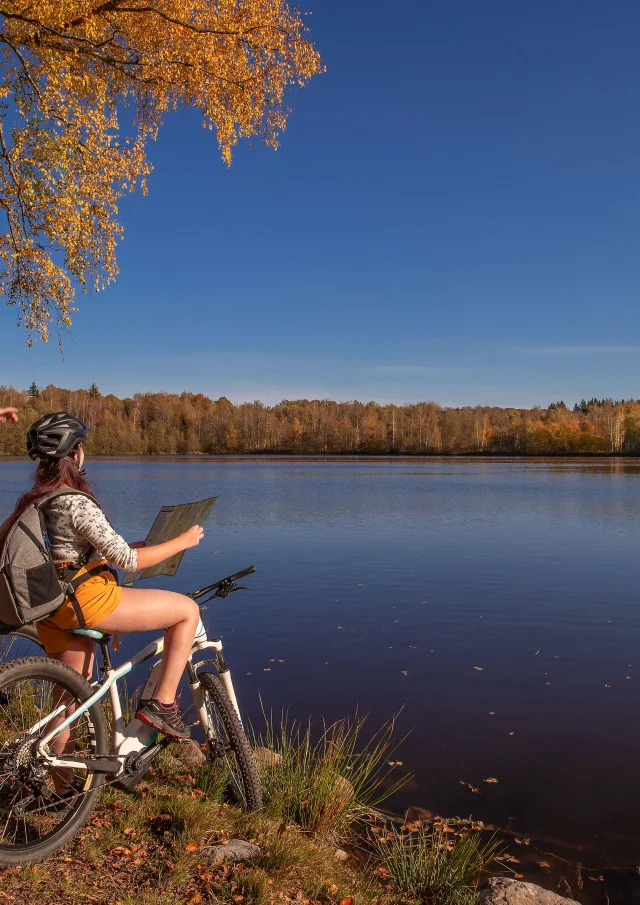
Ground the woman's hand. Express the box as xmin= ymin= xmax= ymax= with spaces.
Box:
xmin=179 ymin=525 xmax=204 ymax=549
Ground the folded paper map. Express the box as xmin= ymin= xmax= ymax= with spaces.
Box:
xmin=122 ymin=496 xmax=218 ymax=585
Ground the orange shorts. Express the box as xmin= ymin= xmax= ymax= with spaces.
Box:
xmin=36 ymin=560 xmax=122 ymax=655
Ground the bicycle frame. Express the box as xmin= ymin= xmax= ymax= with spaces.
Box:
xmin=34 ymin=615 xmax=243 ymax=775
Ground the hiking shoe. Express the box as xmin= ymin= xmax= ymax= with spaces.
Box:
xmin=135 ymin=698 xmax=191 ymax=739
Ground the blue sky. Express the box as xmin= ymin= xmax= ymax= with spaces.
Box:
xmin=2 ymin=0 xmax=640 ymax=407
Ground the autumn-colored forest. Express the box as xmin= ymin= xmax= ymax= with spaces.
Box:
xmin=0 ymin=384 xmax=638 ymax=456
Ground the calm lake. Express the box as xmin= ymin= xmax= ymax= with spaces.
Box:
xmin=1 ymin=457 xmax=639 ymax=871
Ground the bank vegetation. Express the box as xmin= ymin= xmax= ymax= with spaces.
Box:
xmin=0 ymin=385 xmax=638 ymax=456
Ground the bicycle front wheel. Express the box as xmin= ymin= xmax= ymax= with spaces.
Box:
xmin=0 ymin=656 xmax=108 ymax=865
xmin=199 ymin=671 xmax=263 ymax=811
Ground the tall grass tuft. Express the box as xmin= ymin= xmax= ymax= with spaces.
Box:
xmin=252 ymin=709 xmax=409 ymax=840
xmin=371 ymin=824 xmax=502 ymax=905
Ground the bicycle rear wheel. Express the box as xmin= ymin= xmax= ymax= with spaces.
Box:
xmin=0 ymin=627 xmax=44 ymax=666
xmin=0 ymin=657 xmax=108 ymax=865
xmin=199 ymin=671 xmax=262 ymax=811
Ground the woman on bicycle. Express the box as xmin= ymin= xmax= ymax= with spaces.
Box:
xmin=5 ymin=411 xmax=201 ymax=740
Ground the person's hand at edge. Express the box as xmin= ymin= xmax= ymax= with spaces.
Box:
xmin=0 ymin=407 xmax=19 ymax=424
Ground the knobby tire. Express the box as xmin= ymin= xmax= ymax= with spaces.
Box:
xmin=199 ymin=671 xmax=263 ymax=812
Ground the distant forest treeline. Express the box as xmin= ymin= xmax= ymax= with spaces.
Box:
xmin=0 ymin=384 xmax=638 ymax=456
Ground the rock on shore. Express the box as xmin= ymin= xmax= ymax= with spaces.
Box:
xmin=481 ymin=877 xmax=576 ymax=904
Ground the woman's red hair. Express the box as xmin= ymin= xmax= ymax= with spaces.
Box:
xmin=1 ymin=451 xmax=94 ymax=541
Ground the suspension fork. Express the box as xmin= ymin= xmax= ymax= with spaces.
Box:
xmin=188 ymin=638 xmax=242 ymax=723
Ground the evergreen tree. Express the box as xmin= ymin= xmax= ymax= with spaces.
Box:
xmin=88 ymin=383 xmax=100 ymax=399
xmin=28 ymin=382 xmax=39 ymax=398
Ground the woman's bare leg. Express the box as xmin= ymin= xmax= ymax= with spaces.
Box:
xmin=95 ymin=587 xmax=200 ymax=705
xmin=51 ymin=637 xmax=95 ymax=794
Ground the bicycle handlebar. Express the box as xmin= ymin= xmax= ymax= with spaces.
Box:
xmin=189 ymin=565 xmax=256 ymax=602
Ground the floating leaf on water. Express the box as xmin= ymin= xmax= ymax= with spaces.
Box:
xmin=401 ymin=670 xmax=408 ymax=676
xmin=459 ymin=780 xmax=479 ymax=793
xmin=488 ymin=711 xmax=496 ymax=716
xmin=473 ymin=666 xmax=484 ymax=671
xmin=484 ymin=777 xmax=499 ymax=784
xmin=605 ymin=683 xmax=612 ymax=688
xmin=538 ymin=861 xmax=550 ymax=869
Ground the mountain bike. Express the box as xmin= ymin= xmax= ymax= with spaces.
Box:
xmin=0 ymin=566 xmax=262 ymax=865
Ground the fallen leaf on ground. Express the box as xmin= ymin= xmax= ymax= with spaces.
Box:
xmin=185 ymin=842 xmax=199 ymax=852
xmin=328 ymin=885 xmax=339 ymax=895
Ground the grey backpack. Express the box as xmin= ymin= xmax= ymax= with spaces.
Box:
xmin=0 ymin=490 xmax=98 ymax=630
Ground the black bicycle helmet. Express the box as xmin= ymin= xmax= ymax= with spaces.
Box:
xmin=27 ymin=412 xmax=90 ymax=461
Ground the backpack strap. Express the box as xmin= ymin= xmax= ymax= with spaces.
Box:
xmin=60 ymin=562 xmax=113 ymax=629
xmin=36 ymin=489 xmax=100 ymax=508
xmin=16 ymin=520 xmax=49 ymax=559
